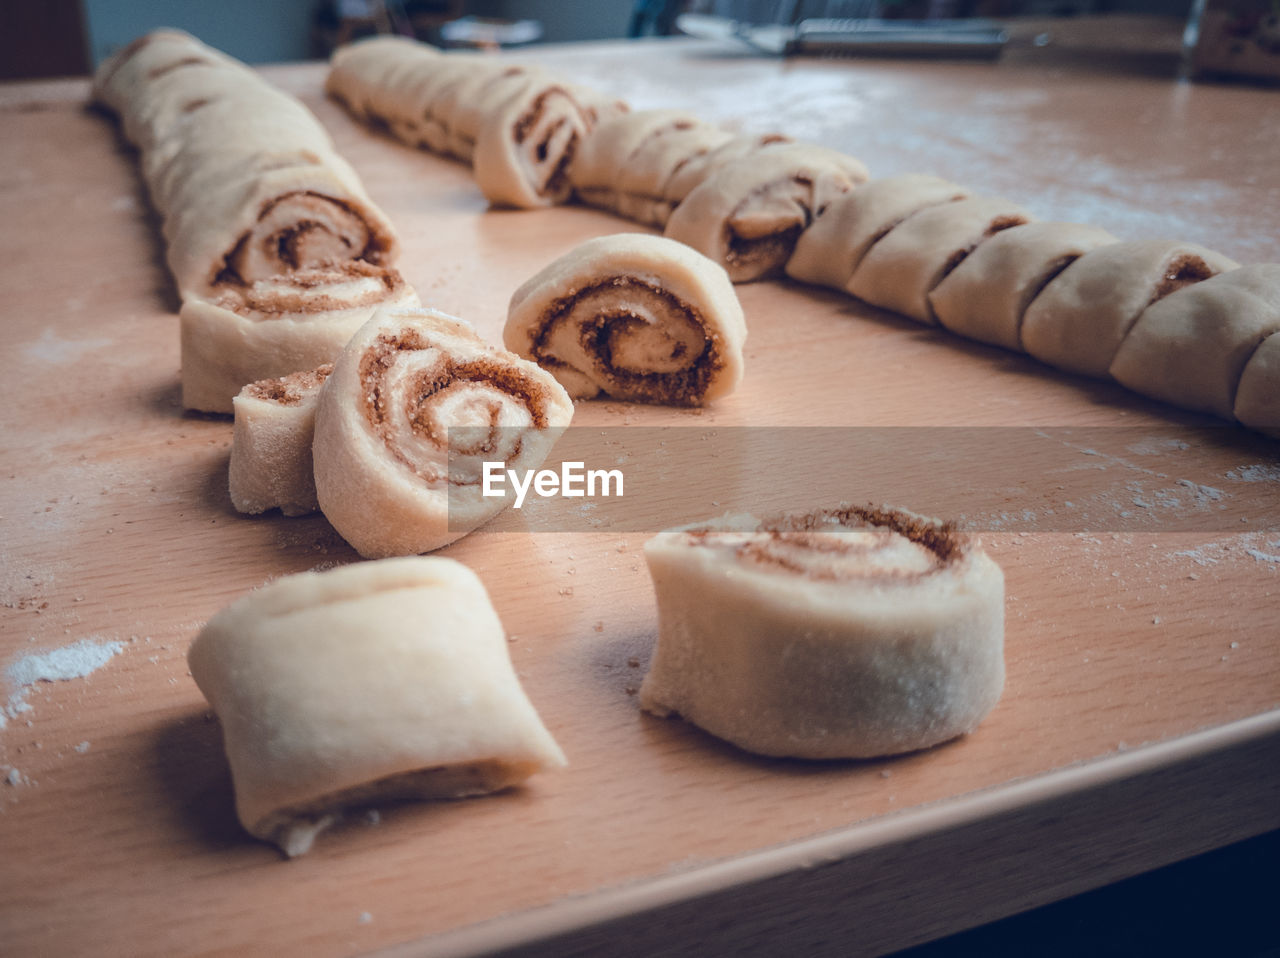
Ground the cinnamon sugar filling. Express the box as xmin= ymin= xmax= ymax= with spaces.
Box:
xmin=214 ymin=190 xmax=391 ymax=288
xmin=243 ymin=363 xmax=334 ymax=405
xmin=357 ymin=331 xmax=555 ymax=482
xmin=535 ymin=277 xmax=723 ymax=405
xmin=688 ymin=505 xmax=971 ymax=583
xmin=1149 ymin=254 xmax=1217 ymax=305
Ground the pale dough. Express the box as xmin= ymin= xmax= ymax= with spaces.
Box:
xmin=1234 ymin=329 xmax=1280 ymax=437
xmin=187 ymin=557 xmax=567 ymax=856
xmin=1109 ymin=264 xmax=1280 ymax=420
xmin=312 ymin=305 xmax=575 ymax=559
xmin=639 ymin=505 xmax=1005 ymax=759
xmin=847 ymin=195 xmax=1033 ymax=324
xmin=930 ymin=221 xmax=1118 ymax=351
xmin=504 ymin=233 xmax=747 ymax=405
xmin=1020 ymin=240 xmax=1240 ymax=378
xmin=179 ymin=261 xmax=419 ymax=414
xmin=785 ymin=173 xmax=971 ymax=291
xmin=93 ymin=30 xmax=399 ymax=302
xmin=228 ymin=365 xmax=332 ymax=516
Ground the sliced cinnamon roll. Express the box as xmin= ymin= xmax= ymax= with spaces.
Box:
xmin=228 ymin=365 xmax=332 ymax=516
xmin=188 ymin=557 xmax=567 ymax=857
xmin=504 ymin=234 xmax=747 ymax=405
xmin=1020 ymin=240 xmax=1240 ymax=378
xmin=180 ymin=261 xmax=419 ymax=414
xmin=1109 ymin=264 xmax=1280 ymax=421
xmin=312 ymin=305 xmax=575 ymax=559
xmin=847 ymin=195 xmax=1033 ymax=324
xmin=785 ymin=173 xmax=972 ymax=291
xmin=929 ymin=222 xmax=1119 ymax=351
xmin=639 ymin=506 xmax=1005 ymax=760
xmin=664 ymin=143 xmax=871 ymax=282
xmin=93 ymin=30 xmax=399 ymax=302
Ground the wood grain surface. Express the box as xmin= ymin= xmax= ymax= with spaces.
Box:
xmin=1 ymin=23 xmax=1278 ymax=957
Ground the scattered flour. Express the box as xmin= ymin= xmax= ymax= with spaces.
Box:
xmin=1225 ymin=464 xmax=1280 ymax=484
xmin=2 ymin=637 xmax=125 ymax=729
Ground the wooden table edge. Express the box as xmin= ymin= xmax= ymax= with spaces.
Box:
xmin=375 ymin=709 xmax=1280 ymax=957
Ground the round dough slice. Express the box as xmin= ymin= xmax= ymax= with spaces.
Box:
xmin=504 ymin=233 xmax=747 ymax=405
xmin=664 ymin=143 xmax=870 ymax=282
xmin=784 ymin=173 xmax=971 ymax=291
xmin=187 ymin=557 xmax=567 ymax=857
xmin=1109 ymin=264 xmax=1280 ymax=420
xmin=313 ymin=305 xmax=575 ymax=559
xmin=613 ymin=118 xmax=735 ymax=227
xmin=929 ymin=221 xmax=1119 ymax=351
xmin=229 ymin=364 xmax=332 ymax=516
xmin=1019 ymin=240 xmax=1240 ymax=379
xmin=847 ymin=195 xmax=1033 ymax=324
xmin=639 ymin=505 xmax=1005 ymax=760
xmin=179 ymin=261 xmax=419 ymax=413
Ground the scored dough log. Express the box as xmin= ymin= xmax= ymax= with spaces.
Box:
xmin=1109 ymin=264 xmax=1280 ymax=420
xmin=665 ymin=143 xmax=870 ymax=283
xmin=847 ymin=195 xmax=1033 ymax=324
xmin=785 ymin=173 xmax=971 ymax=291
xmin=179 ymin=261 xmax=419 ymax=414
xmin=1019 ymin=240 xmax=1240 ymax=378
xmin=639 ymin=505 xmax=1005 ymax=760
xmin=504 ymin=233 xmax=747 ymax=405
xmin=229 ymin=365 xmax=332 ymax=516
xmin=187 ymin=557 xmax=567 ymax=857
xmin=929 ymin=221 xmax=1119 ymax=351
xmin=328 ymin=36 xmax=620 ymax=209
xmin=313 ymin=305 xmax=575 ymax=559
xmin=93 ymin=29 xmax=399 ymax=302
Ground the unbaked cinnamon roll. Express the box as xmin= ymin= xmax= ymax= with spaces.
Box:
xmin=93 ymin=30 xmax=399 ymax=302
xmin=664 ymin=143 xmax=870 ymax=282
xmin=229 ymin=365 xmax=332 ymax=517
xmin=312 ymin=305 xmax=575 ymax=559
xmin=504 ymin=233 xmax=747 ymax=405
xmin=180 ymin=261 xmax=418 ymax=413
xmin=188 ymin=557 xmax=566 ymax=857
xmin=640 ymin=505 xmax=1005 ymax=760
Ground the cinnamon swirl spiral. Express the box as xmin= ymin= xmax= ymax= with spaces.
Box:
xmin=179 ymin=260 xmax=418 ymax=413
xmin=640 ymin=505 xmax=1006 ymax=759
xmin=312 ymin=305 xmax=575 ymax=559
xmin=504 ymin=234 xmax=747 ymax=406
xmin=664 ymin=143 xmax=870 ymax=282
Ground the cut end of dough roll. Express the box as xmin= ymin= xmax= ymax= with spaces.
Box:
xmin=312 ymin=304 xmax=576 ymax=558
xmin=639 ymin=505 xmax=1005 ymax=760
xmin=505 ymin=233 xmax=747 ymax=406
xmin=187 ymin=556 xmax=567 ymax=857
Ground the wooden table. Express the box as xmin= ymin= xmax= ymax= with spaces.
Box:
xmin=2 ymin=21 xmax=1278 ymax=957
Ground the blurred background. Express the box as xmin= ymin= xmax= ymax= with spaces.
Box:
xmin=2 ymin=0 xmax=1199 ymax=80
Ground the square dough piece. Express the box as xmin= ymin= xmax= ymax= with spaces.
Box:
xmin=187 ymin=557 xmax=567 ymax=856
